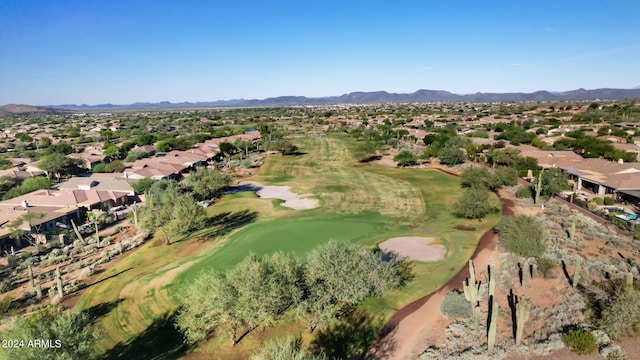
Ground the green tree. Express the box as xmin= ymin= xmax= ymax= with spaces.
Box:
xmin=132 ymin=177 xmax=156 ymax=195
xmin=37 ymin=153 xmax=82 ymax=180
xmin=2 ymin=177 xmax=51 ymax=200
xmin=298 ymin=241 xmax=405 ymax=333
xmin=124 ymin=150 xmax=150 ymax=162
xmin=460 ymin=166 xmax=495 ymax=190
xmin=452 ymin=187 xmax=501 ymax=220
xmin=102 ymin=145 xmax=121 ymax=160
xmin=491 ymin=148 xmax=522 ymax=167
xmin=437 ymin=145 xmax=465 ymax=165
xmin=539 ymin=167 xmax=569 ymax=199
xmin=186 ymin=167 xmax=231 ymax=200
xmin=44 ymin=142 xmax=73 ymax=155
xmin=393 ymin=150 xmax=417 ymax=167
xmin=493 ymin=166 xmax=518 ymax=187
xmin=104 ymin=160 xmax=125 ymax=173
xmin=176 ymin=252 xmax=304 ymax=345
xmin=0 ymin=307 xmax=100 ymax=360
xmin=139 ymin=180 xmax=204 ymax=244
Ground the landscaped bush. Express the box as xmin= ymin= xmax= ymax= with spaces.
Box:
xmin=562 ymin=329 xmax=598 ymax=355
xmin=604 ymin=197 xmax=615 ymax=206
xmin=587 ymin=201 xmax=598 ymax=211
xmin=600 ymin=286 xmax=640 ymax=339
xmin=496 ymin=215 xmax=546 ymax=258
xmin=440 ymin=291 xmax=473 ymax=319
xmin=592 ymin=197 xmax=604 ymax=205
xmin=611 ymin=217 xmax=631 ymax=231
xmin=515 ymin=185 xmax=533 ymax=199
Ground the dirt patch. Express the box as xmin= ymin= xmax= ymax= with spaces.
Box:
xmin=379 ymin=237 xmax=446 ymax=262
xmin=238 ymin=181 xmax=318 ymax=210
xmin=454 ymin=224 xmax=476 ymax=231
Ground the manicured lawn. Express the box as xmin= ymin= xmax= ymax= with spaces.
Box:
xmin=75 ymin=135 xmax=500 ymax=358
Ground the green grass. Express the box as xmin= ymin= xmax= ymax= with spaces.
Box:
xmin=75 ymin=135 xmax=500 ymax=358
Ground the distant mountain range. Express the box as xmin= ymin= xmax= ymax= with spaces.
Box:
xmin=2 ymin=87 xmax=640 ymax=114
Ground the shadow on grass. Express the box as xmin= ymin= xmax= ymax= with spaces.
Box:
xmin=83 ymin=298 xmax=125 ymax=320
xmin=200 ymin=210 xmax=258 ymax=239
xmin=99 ymin=312 xmax=189 ymax=360
xmin=310 ymin=308 xmax=392 ymax=360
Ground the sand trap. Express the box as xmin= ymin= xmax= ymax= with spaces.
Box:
xmin=379 ymin=236 xmax=446 ymax=262
xmin=238 ymin=181 xmax=318 ymax=210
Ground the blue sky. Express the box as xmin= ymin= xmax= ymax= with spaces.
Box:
xmin=1 ymin=0 xmax=639 ymax=105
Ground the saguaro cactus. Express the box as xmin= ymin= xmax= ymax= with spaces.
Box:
xmin=36 ymin=282 xmax=42 ymax=300
xmin=94 ymin=221 xmax=100 ymax=242
xmin=569 ymin=217 xmax=576 ymax=242
xmin=515 ymin=300 xmax=531 ymax=346
xmin=463 ymin=259 xmax=481 ymax=311
xmin=55 ymin=267 xmax=64 ymax=298
xmin=473 ymin=304 xmax=482 ymax=333
xmin=132 ymin=202 xmax=139 ymax=230
xmin=573 ymin=257 xmax=582 ymax=288
xmin=626 ymin=273 xmax=634 ymax=289
xmin=488 ymin=300 xmax=499 ymax=356
xmin=70 ymin=219 xmax=85 ymax=245
xmin=534 ymin=170 xmax=543 ymax=205
xmin=28 ymin=265 xmax=34 ymax=288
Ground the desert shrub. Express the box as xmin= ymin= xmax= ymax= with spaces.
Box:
xmin=592 ymin=197 xmax=604 ymax=205
xmin=496 ymin=215 xmax=546 ymax=258
xmin=78 ymin=266 xmax=95 ymax=279
xmin=587 ymin=201 xmax=598 ymax=211
xmin=440 ymin=291 xmax=472 ymax=319
xmin=37 ymin=245 xmax=47 ymax=253
xmin=600 ymin=286 xmax=640 ymax=339
xmin=562 ymin=329 xmax=597 ymax=355
xmin=602 ymin=346 xmax=626 ymax=360
xmin=0 ymin=295 xmax=12 ymax=317
xmin=515 ymin=185 xmax=533 ymax=199
xmin=7 ymin=256 xmax=19 ymax=267
xmin=99 ymin=238 xmax=111 ymax=247
xmin=49 ymin=241 xmax=59 ymax=248
xmin=536 ymin=257 xmax=556 ymax=278
xmin=604 ymin=197 xmax=615 ymax=206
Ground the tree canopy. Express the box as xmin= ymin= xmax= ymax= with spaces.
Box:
xmin=0 ymin=307 xmax=100 ymax=360
xmin=186 ymin=167 xmax=231 ymax=200
xmin=452 ymin=187 xmax=501 ymax=220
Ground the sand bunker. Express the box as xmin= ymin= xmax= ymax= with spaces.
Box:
xmin=238 ymin=181 xmax=318 ymax=210
xmin=379 ymin=236 xmax=446 ymax=262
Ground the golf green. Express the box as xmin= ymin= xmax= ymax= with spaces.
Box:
xmin=176 ymin=216 xmax=384 ymax=283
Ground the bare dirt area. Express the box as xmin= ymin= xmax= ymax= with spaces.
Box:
xmin=237 ymin=180 xmax=318 ymax=210
xmin=379 ymin=237 xmax=446 ymax=262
